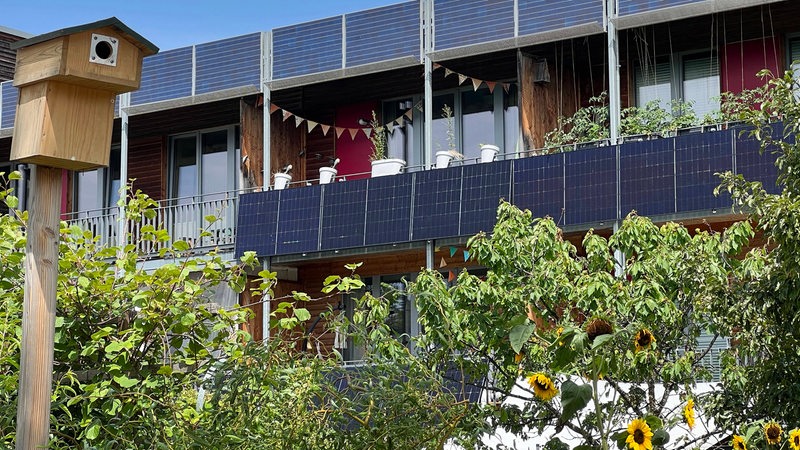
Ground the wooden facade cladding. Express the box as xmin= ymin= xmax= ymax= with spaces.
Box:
xmin=304 ymin=127 xmax=336 ymax=182
xmin=0 ymin=31 xmax=26 ymax=82
xmin=269 ymin=112 xmax=305 ymax=186
xmin=127 ymin=135 xmax=165 ymax=201
xmin=240 ymin=98 xmax=264 ymax=189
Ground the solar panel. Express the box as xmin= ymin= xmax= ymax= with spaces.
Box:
xmin=675 ymin=130 xmax=734 ymax=212
xmin=346 ymin=2 xmax=420 ymax=67
xmin=518 ymin=0 xmax=603 ymax=36
xmin=195 ymin=33 xmax=261 ymax=95
xmin=365 ymin=173 xmax=413 ymax=245
xmin=618 ymin=0 xmax=698 ymax=16
xmin=564 ymin=146 xmax=617 ymax=225
xmin=275 ymin=186 xmax=322 ymax=254
xmin=735 ymin=125 xmax=781 ymax=195
xmin=131 ymin=47 xmax=193 ymax=105
xmin=434 ymin=0 xmax=514 ymax=51
xmin=513 ymin=153 xmax=565 ymax=222
xmin=620 ymin=137 xmax=675 ymax=217
xmin=412 ymin=167 xmax=462 ymax=240
xmin=273 ymin=17 xmax=343 ymax=79
xmin=321 ymin=179 xmax=368 ymax=250
xmin=1 ymin=82 xmax=18 ymax=129
xmin=460 ymin=161 xmax=512 ymax=235
xmin=234 ymin=190 xmax=280 ymax=257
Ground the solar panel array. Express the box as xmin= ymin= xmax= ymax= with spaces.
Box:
xmin=130 ymin=47 xmax=193 ymax=105
xmin=236 ymin=127 xmax=784 ymax=258
xmin=518 ymin=0 xmax=603 ymax=36
xmin=272 ymin=17 xmax=343 ymax=80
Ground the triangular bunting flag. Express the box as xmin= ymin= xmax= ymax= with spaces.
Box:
xmin=386 ymin=122 xmax=394 ymax=133
xmin=348 ymin=128 xmax=359 ymax=140
xmin=458 ymin=74 xmax=468 ymax=85
xmin=256 ymin=96 xmax=264 ymax=107
xmin=463 ymin=250 xmax=470 ymax=262
xmin=321 ymin=124 xmax=331 ymax=136
xmin=486 ymin=81 xmax=496 ymax=93
xmin=444 ymin=68 xmax=455 ymax=78
xmin=472 ymin=78 xmax=483 ymax=91
xmin=282 ymin=110 xmax=293 ymax=121
xmin=270 ymin=103 xmax=280 ymax=114
xmin=395 ymin=116 xmax=405 ymax=127
xmin=307 ymin=120 xmax=318 ymax=133
xmin=440 ymin=257 xmax=447 ymax=268
xmin=362 ymin=128 xmax=372 ymax=139
xmin=294 ymin=116 xmax=304 ymax=128
xmin=448 ymin=270 xmax=456 ymax=282
xmin=503 ymin=83 xmax=511 ymax=93
xmin=335 ymin=127 xmax=345 ymax=138
xmin=433 ymin=63 xmax=442 ymax=70
xmin=449 ymin=247 xmax=457 ymax=257
xmin=404 ymin=109 xmax=413 ymax=120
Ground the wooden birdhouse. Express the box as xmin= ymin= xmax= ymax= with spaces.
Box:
xmin=10 ymin=17 xmax=158 ymax=170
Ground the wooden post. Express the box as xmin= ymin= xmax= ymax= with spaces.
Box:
xmin=16 ymin=166 xmax=62 ymax=450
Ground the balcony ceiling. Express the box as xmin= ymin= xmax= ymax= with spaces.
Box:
xmin=127 ymin=98 xmax=241 ymax=140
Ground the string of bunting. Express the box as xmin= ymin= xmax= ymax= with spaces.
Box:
xmin=266 ymin=65 xmax=512 ymax=140
xmin=432 ymin=63 xmax=515 ymax=94
xmin=267 ymin=101 xmax=417 ymax=141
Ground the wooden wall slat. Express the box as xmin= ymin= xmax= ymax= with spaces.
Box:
xmin=270 ymin=112 xmax=306 ymax=186
xmin=128 ymin=136 xmax=165 ymax=201
xmin=240 ymin=98 xmax=264 ymax=189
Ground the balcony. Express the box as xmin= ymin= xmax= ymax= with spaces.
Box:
xmin=236 ymin=125 xmax=780 ymax=259
xmin=65 ymin=190 xmax=240 ymax=258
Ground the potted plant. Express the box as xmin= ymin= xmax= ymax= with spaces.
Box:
xmin=368 ymin=110 xmax=406 ymax=177
xmin=319 ymin=158 xmax=339 ymax=184
xmin=435 ymin=104 xmax=464 ymax=168
xmin=479 ymin=143 xmax=499 ymax=163
xmin=273 ymin=164 xmax=292 ymax=190
xmin=543 ymin=92 xmax=610 ymax=151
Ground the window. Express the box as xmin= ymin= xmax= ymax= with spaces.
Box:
xmin=634 ymin=53 xmax=719 ymax=119
xmin=73 ymin=146 xmax=121 ymax=218
xmin=383 ymin=98 xmax=420 ymax=168
xmin=340 ymin=274 xmax=417 ymax=363
xmin=169 ymin=126 xmax=239 ymax=202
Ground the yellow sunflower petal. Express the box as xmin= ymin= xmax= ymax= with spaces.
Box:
xmin=625 ymin=418 xmax=654 ymax=450
xmin=789 ymin=429 xmax=800 ymax=450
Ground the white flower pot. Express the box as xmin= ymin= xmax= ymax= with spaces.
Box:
xmin=480 ymin=144 xmax=499 ymax=163
xmin=435 ymin=151 xmax=455 ymax=169
xmin=319 ymin=167 xmax=337 ymax=184
xmin=370 ymin=158 xmax=406 ymax=177
xmin=273 ymin=172 xmax=292 ymax=190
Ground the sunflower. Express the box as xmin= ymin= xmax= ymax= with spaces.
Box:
xmin=683 ymin=398 xmax=695 ymax=430
xmin=625 ymin=418 xmax=654 ymax=450
xmin=634 ymin=329 xmax=655 ymax=352
xmin=732 ymin=435 xmax=747 ymax=450
xmin=527 ymin=373 xmax=558 ymax=401
xmin=765 ymin=421 xmax=782 ymax=445
xmin=789 ymin=429 xmax=800 ymax=450
xmin=586 ymin=318 xmax=613 ymax=342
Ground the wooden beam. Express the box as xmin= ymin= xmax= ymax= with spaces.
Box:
xmin=16 ymin=165 xmax=61 ymax=450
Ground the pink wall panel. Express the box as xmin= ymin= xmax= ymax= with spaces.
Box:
xmin=335 ymin=101 xmax=378 ymax=180
xmin=722 ymin=37 xmax=781 ymax=93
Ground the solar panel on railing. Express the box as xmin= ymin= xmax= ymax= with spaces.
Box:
xmin=433 ymin=0 xmax=514 ymax=51
xmin=276 ymin=186 xmax=322 ymax=255
xmin=565 ymin=146 xmax=617 ymax=225
xmin=513 ymin=153 xmax=565 ymax=222
xmin=273 ymin=17 xmax=343 ymax=79
xmin=321 ymin=179 xmax=368 ymax=250
xmin=196 ymin=33 xmax=261 ymax=95
xmin=412 ymin=167 xmax=462 ymax=240
xmin=735 ymin=124 xmax=781 ymax=195
xmin=620 ymin=138 xmax=675 ymax=217
xmin=460 ymin=161 xmax=512 ymax=236
xmin=1 ymin=82 xmax=17 ymax=129
xmin=364 ymin=174 xmax=413 ymax=245
xmin=346 ymin=2 xmax=420 ymax=67
xmin=675 ymin=130 xmax=734 ymax=212
xmin=518 ymin=0 xmax=603 ymax=37
xmin=234 ymin=191 xmax=280 ymax=257
xmin=131 ymin=47 xmax=193 ymax=106
xmin=618 ymin=0 xmax=699 ymax=16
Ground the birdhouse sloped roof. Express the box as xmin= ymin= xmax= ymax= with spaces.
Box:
xmin=11 ymin=16 xmax=158 ymax=56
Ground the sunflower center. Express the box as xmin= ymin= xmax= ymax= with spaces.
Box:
xmin=637 ymin=333 xmax=652 ymax=347
xmin=767 ymin=427 xmax=780 ymax=439
xmin=535 ymin=379 xmax=548 ymax=390
xmin=634 ymin=429 xmax=645 ymax=444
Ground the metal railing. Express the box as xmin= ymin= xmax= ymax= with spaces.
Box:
xmin=65 ymin=190 xmax=241 ymax=257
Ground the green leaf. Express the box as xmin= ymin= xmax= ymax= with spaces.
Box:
xmin=113 ymin=375 xmax=139 ymax=388
xmin=85 ymin=423 xmax=100 ymax=440
xmin=612 ymin=431 xmax=629 ymax=450
xmin=173 ymin=240 xmax=190 ymax=251
xmin=652 ymin=428 xmax=670 ymax=446
xmin=559 ymin=380 xmax=592 ymax=423
xmin=509 ymin=323 xmax=535 ymax=354
xmin=591 ymin=333 xmax=614 ymax=349
xmin=294 ymin=308 xmax=311 ymax=322
xmin=644 ymin=414 xmax=663 ymax=431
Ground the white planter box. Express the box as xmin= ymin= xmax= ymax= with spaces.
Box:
xmin=370 ymin=158 xmax=406 ymax=177
xmin=435 ymin=151 xmax=455 ymax=169
xmin=480 ymin=144 xmax=499 ymax=163
xmin=319 ymin=167 xmax=337 ymax=184
xmin=273 ymin=173 xmax=292 ymax=190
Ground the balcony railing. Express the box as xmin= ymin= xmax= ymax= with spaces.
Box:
xmin=65 ymin=191 xmax=240 ymax=258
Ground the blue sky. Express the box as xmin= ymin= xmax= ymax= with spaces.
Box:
xmin=4 ymin=1 xmax=402 ymax=51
